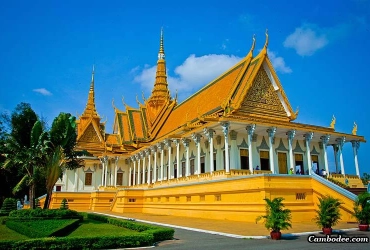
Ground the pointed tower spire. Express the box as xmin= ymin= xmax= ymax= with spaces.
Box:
xmin=82 ymin=65 xmax=99 ymax=117
xmin=148 ymin=28 xmax=170 ymax=106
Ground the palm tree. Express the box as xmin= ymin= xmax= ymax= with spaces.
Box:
xmin=3 ymin=121 xmax=51 ymax=208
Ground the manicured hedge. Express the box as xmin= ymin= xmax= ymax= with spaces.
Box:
xmin=9 ymin=209 xmax=82 ymax=220
xmin=87 ymin=213 xmax=174 ymax=242
xmin=0 ymin=198 xmax=17 ymax=216
xmin=0 ymin=234 xmax=153 ymax=250
xmin=6 ymin=219 xmax=80 ymax=238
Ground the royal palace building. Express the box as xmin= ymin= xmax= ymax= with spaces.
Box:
xmin=50 ymin=30 xmax=366 ymax=223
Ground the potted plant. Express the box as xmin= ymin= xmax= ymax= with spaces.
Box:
xmin=256 ymin=197 xmax=292 ymax=240
xmin=314 ymin=196 xmax=343 ymax=235
xmin=353 ymin=192 xmax=370 ymax=231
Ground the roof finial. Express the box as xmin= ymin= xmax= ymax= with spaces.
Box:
xmin=330 ymin=115 xmax=336 ymax=129
xmin=158 ymin=27 xmax=165 ymax=59
xmin=90 ymin=64 xmax=95 ymax=91
xmin=251 ymin=34 xmax=256 ymax=52
xmin=264 ymin=29 xmax=269 ymax=49
xmin=352 ymin=122 xmax=357 ymax=135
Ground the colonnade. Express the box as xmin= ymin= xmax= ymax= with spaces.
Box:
xmin=126 ymin=123 xmax=362 ymax=187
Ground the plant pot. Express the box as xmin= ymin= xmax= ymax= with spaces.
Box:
xmin=359 ymin=224 xmax=369 ymax=231
xmin=270 ymin=231 xmax=281 ymax=240
xmin=322 ymin=227 xmax=332 ymax=235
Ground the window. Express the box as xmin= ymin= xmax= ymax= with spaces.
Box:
xmin=174 ymin=163 xmax=177 ymax=178
xmin=55 ymin=186 xmax=61 ymax=192
xmin=240 ymin=149 xmax=249 ymax=170
xmin=85 ymin=173 xmax=92 ymax=186
xmin=200 ymin=195 xmax=205 ymax=201
xmin=260 ymin=151 xmax=270 ymax=170
xmin=190 ymin=159 xmax=195 ymax=175
xmin=116 ymin=173 xmax=123 ymax=186
xmin=181 ymin=161 xmax=186 ymax=177
xmin=128 ymin=198 xmax=136 ymax=202
xmin=278 ymin=152 xmax=288 ymax=174
xmin=200 ymin=156 xmax=205 ymax=173
xmin=186 ymin=196 xmax=191 ymax=202
xmin=214 ymin=194 xmax=221 ymax=201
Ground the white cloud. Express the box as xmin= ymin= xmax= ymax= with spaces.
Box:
xmin=33 ymin=88 xmax=52 ymax=96
xmin=134 ymin=54 xmax=242 ymax=101
xmin=284 ymin=25 xmax=328 ymax=56
xmin=267 ymin=50 xmax=292 ymax=74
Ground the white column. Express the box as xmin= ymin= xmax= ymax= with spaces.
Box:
xmin=351 ymin=141 xmax=360 ymax=177
xmin=157 ymin=143 xmax=164 ymax=181
xmin=320 ymin=135 xmax=330 ymax=175
xmin=104 ymin=156 xmax=108 ymax=187
xmin=152 ymin=146 xmax=157 ymax=182
xmin=137 ymin=156 xmax=141 ymax=185
xmin=305 ymin=132 xmax=314 ymax=175
xmin=129 ymin=167 xmax=132 ymax=186
xmin=182 ymin=138 xmax=190 ymax=176
xmin=267 ymin=127 xmax=277 ymax=173
xmin=203 ymin=128 xmax=215 ymax=173
xmin=141 ymin=152 xmax=146 ymax=184
xmin=173 ymin=139 xmax=180 ymax=178
xmin=146 ymin=149 xmax=151 ymax=184
xmin=336 ymin=137 xmax=346 ymax=175
xmin=221 ymin=122 xmax=230 ymax=173
xmin=100 ymin=158 xmax=105 ymax=186
xmin=114 ymin=157 xmax=118 ymax=187
xmin=74 ymin=168 xmax=78 ymax=191
xmin=287 ymin=130 xmax=296 ymax=173
xmin=164 ymin=140 xmax=172 ymax=179
xmin=192 ymin=134 xmax=202 ymax=175
xmin=247 ymin=124 xmax=256 ymax=173
xmin=133 ymin=156 xmax=137 ymax=186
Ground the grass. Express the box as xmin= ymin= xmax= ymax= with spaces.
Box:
xmin=67 ymin=219 xmax=139 ymax=237
xmin=0 ymin=224 xmax=29 ymax=241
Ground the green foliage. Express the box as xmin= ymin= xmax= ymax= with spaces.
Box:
xmin=60 ymin=198 xmax=69 ymax=210
xmin=9 ymin=208 xmax=81 ymax=220
xmin=0 ymin=223 xmax=29 ymax=241
xmin=0 ymin=234 xmax=153 ymax=250
xmin=361 ymin=173 xmax=370 ymax=185
xmin=6 ymin=219 xmax=80 ymax=238
xmin=35 ymin=198 xmax=41 ymax=208
xmin=314 ymin=196 xmax=343 ymax=228
xmin=0 ymin=198 xmax=17 ymax=215
xmin=327 ymin=177 xmax=349 ymax=188
xmin=353 ymin=192 xmax=370 ymax=224
xmin=256 ymin=197 xmax=292 ymax=233
xmin=87 ymin=213 xmax=174 ymax=242
xmin=10 ymin=102 xmax=38 ymax=148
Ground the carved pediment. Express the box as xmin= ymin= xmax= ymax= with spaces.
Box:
xmin=79 ymin=123 xmax=101 ymax=143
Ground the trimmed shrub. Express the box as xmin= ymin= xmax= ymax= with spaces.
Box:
xmin=87 ymin=213 xmax=174 ymax=242
xmin=0 ymin=198 xmax=17 ymax=215
xmin=0 ymin=234 xmax=153 ymax=249
xmin=9 ymin=208 xmax=82 ymax=220
xmin=60 ymin=198 xmax=69 ymax=210
xmin=6 ymin=219 xmax=80 ymax=238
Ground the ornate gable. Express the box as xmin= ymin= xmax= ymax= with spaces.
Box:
xmin=240 ymin=66 xmax=287 ymax=117
xmin=79 ymin=122 xmax=102 ymax=143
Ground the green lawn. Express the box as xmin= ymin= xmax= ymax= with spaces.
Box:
xmin=0 ymin=224 xmax=29 ymax=241
xmin=67 ymin=219 xmax=139 ymax=237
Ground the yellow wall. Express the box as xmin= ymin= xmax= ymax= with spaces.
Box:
xmin=50 ymin=175 xmax=357 ymax=223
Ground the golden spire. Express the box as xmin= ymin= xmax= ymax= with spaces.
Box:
xmin=82 ymin=65 xmax=99 ymax=117
xmin=245 ymin=34 xmax=256 ymax=58
xmin=148 ymin=28 xmax=170 ymax=106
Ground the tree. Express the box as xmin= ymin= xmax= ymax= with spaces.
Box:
xmin=361 ymin=173 xmax=370 ymax=186
xmin=2 ymin=103 xmax=48 ymax=209
xmin=43 ymin=113 xmax=82 ymax=209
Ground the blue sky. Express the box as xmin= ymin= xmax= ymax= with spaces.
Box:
xmin=1 ymin=0 xmax=369 ymax=176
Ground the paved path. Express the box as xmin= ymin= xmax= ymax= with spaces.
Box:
xmin=94 ymin=211 xmax=369 ymax=249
